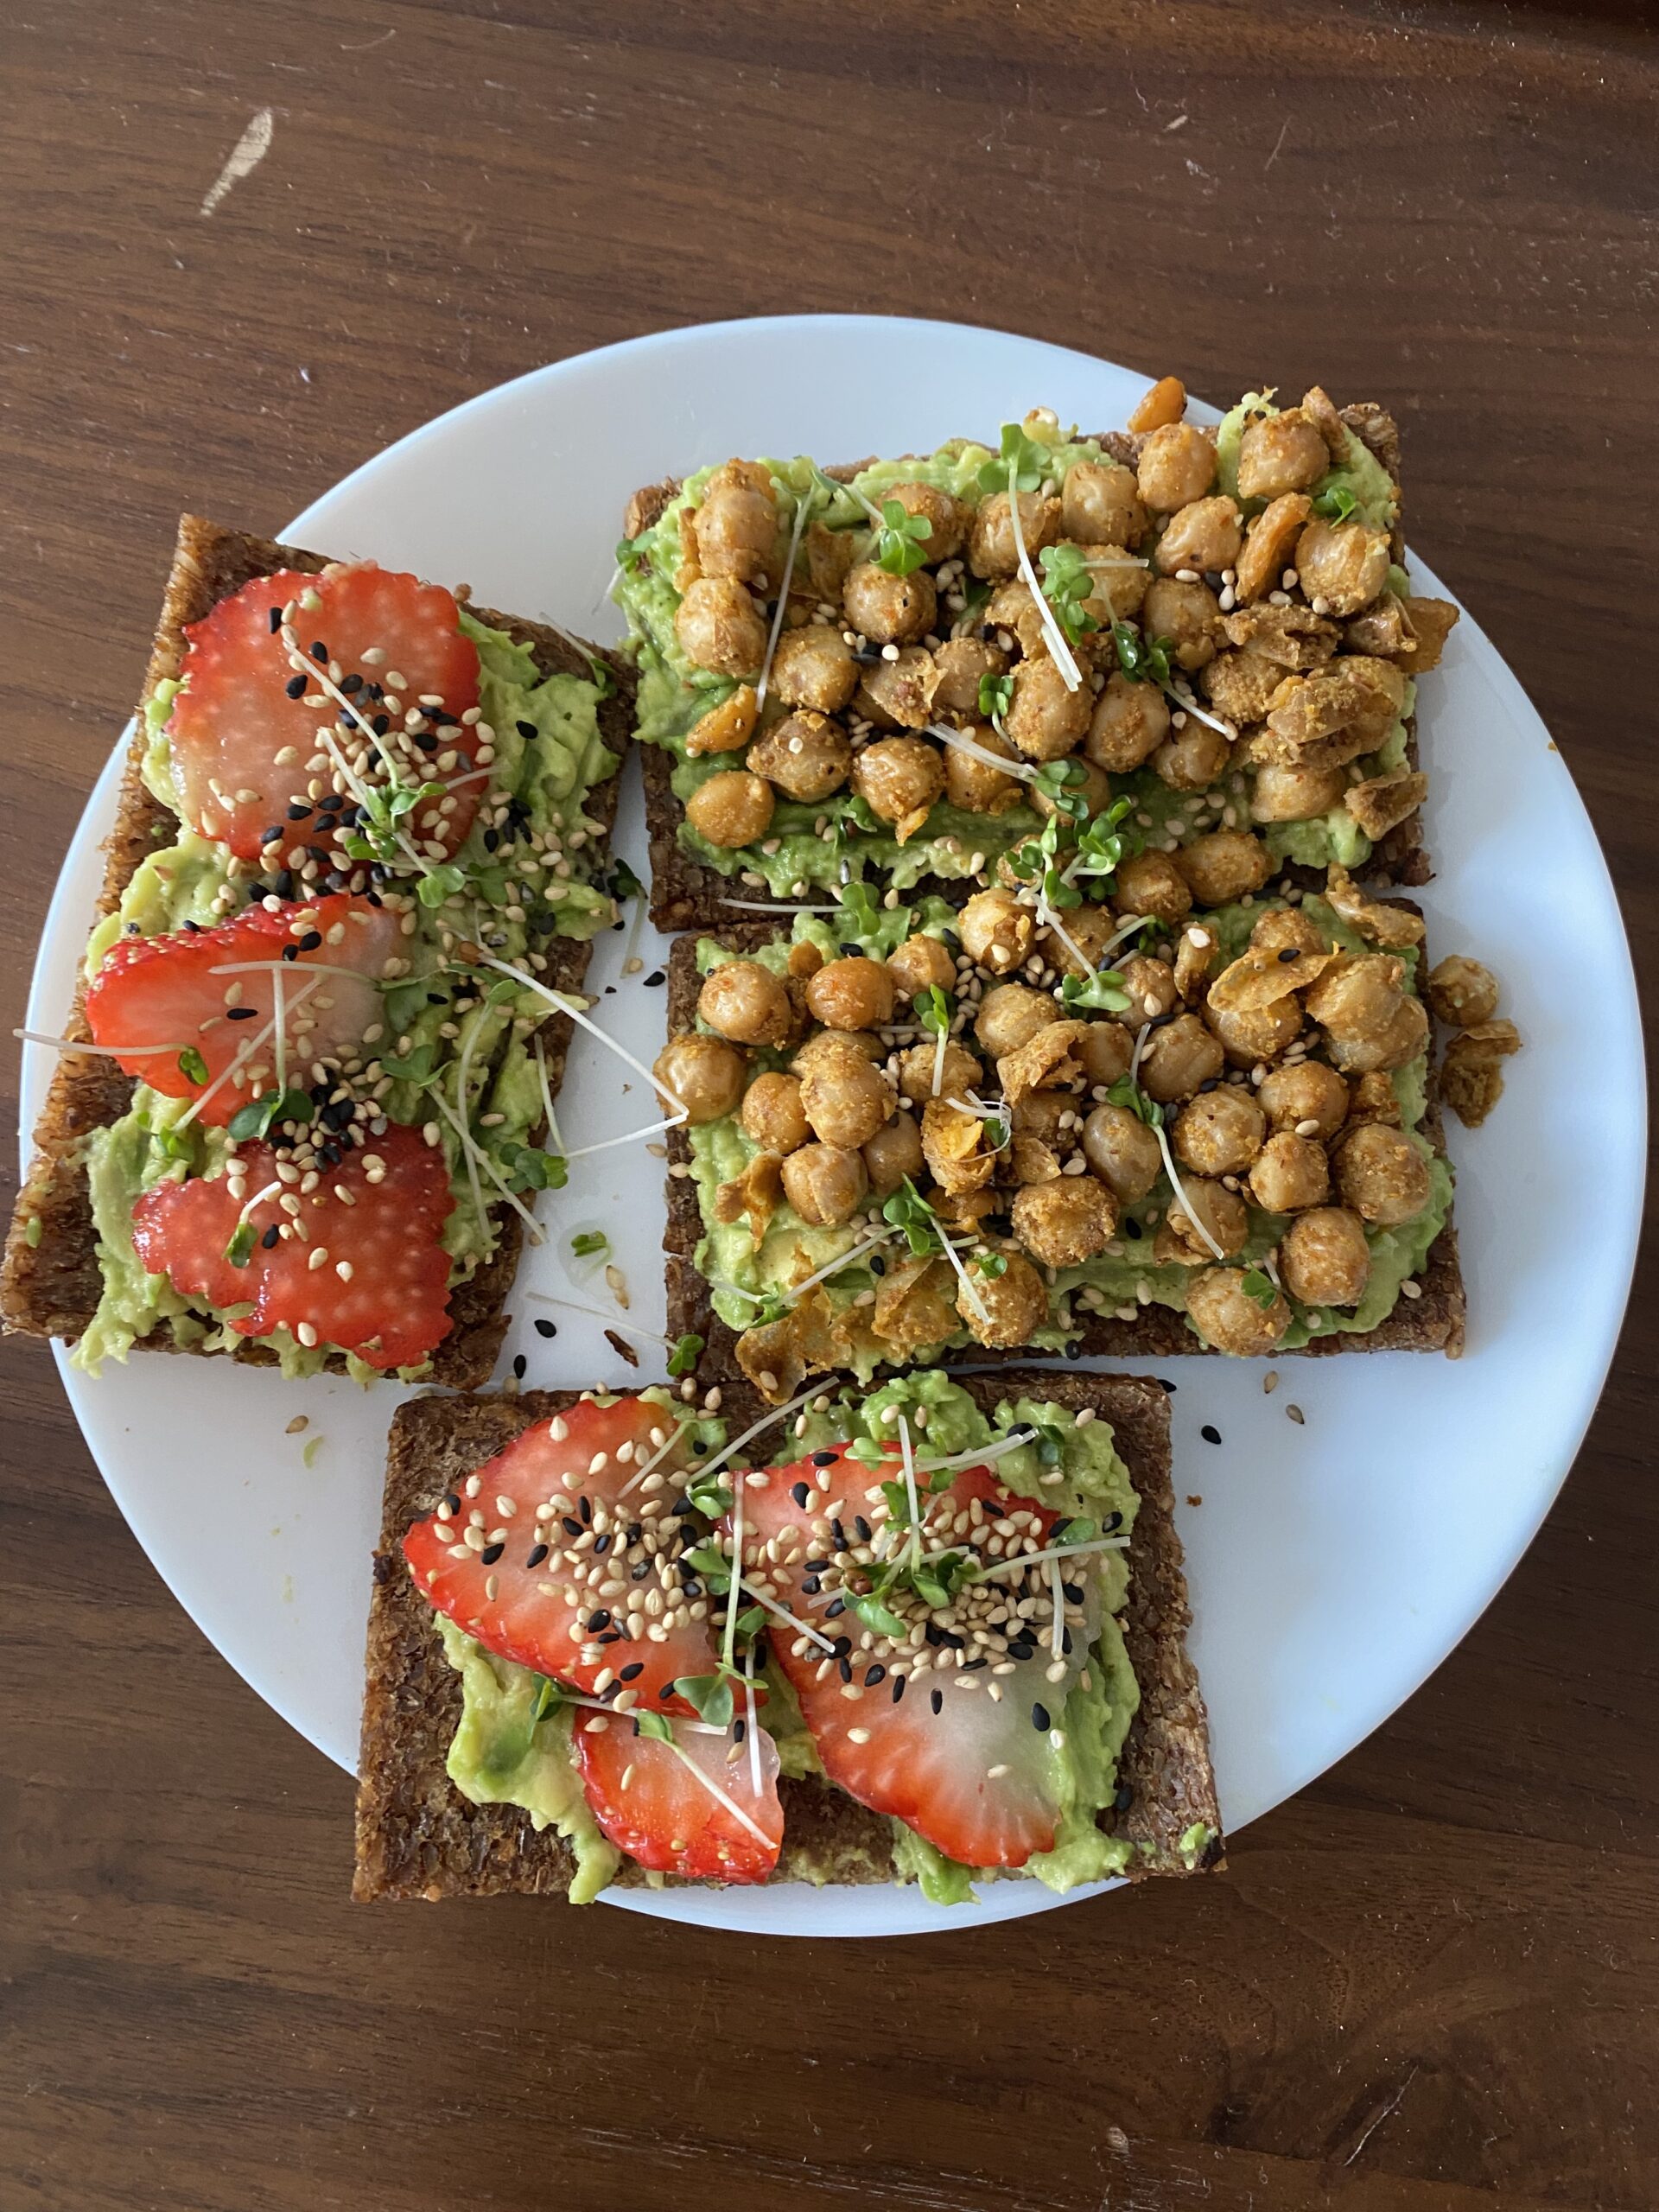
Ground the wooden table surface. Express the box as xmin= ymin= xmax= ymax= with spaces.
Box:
xmin=3 ymin=4 xmax=1655 ymax=2207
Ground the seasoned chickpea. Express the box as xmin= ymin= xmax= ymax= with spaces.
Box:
xmin=1250 ymin=760 xmax=1346 ymax=823
xmin=882 ymin=480 xmax=967 ymax=563
xmin=798 ymin=1052 xmax=895 ymax=1150
xmin=851 ymin=737 xmax=944 ymax=833
xmin=1033 ymin=756 xmax=1112 ymax=823
xmin=805 ymin=519 xmax=859 ymax=603
xmin=1185 ymin=1266 xmax=1291 ymax=1355
xmin=1036 ymin=902 xmax=1120 ymax=981
xmin=1084 ymin=671 xmax=1170 ymax=772
xmin=1248 ymin=1130 xmax=1331 ymax=1212
xmin=1073 ymin=542 xmax=1150 ymax=625
xmin=745 ymin=709 xmax=853 ymax=803
xmin=1153 ymin=721 xmax=1230 ymax=791
xmin=1116 ymin=953 xmax=1180 ymax=1024
xmin=1078 ymin=1019 xmax=1135 ymax=1087
xmin=968 ymin=490 xmax=1061 ymax=580
xmin=1154 ymin=495 xmax=1243 ymax=578
xmin=1328 ymin=995 xmax=1428 ymax=1077
xmin=1061 ymin=461 xmax=1148 ymax=549
xmin=1128 ymin=375 xmax=1187 ymax=432
xmin=1141 ymin=576 xmax=1223 ymax=671
xmin=982 ymin=580 xmax=1048 ymax=658
xmin=959 ymin=886 xmax=1034 ymax=973
xmin=780 ymin=1142 xmax=868 ymax=1229
xmin=1235 ymin=493 xmax=1313 ymax=604
xmin=1249 ymin=907 xmax=1326 ymax=958
xmin=1174 ymin=1088 xmax=1267 ymax=1177
xmin=858 ymin=645 xmax=939 ymax=730
xmin=842 ymin=562 xmax=937 ymax=646
xmin=1335 ymin=1123 xmax=1432 ymax=1225
xmin=1012 ymin=1178 xmax=1118 ymax=1268
xmin=1136 ymin=423 xmax=1216 ymax=512
xmin=1280 ymin=1206 xmax=1372 ymax=1306
xmin=1236 ymin=410 xmax=1330 ymax=500
xmin=1295 ymin=517 xmax=1391 ymax=618
xmin=805 ymin=955 xmax=896 ymax=1032
xmin=1174 ymin=830 xmax=1271 ymax=906
xmin=653 ymin=1034 xmax=746 ymax=1125
xmin=1259 ymin=1060 xmax=1349 ymax=1138
xmin=685 ymin=768 xmax=774 ymax=849
xmin=1166 ymin=1177 xmax=1249 ymax=1259
xmin=697 ymin=958 xmax=795 ymax=1047
xmin=1081 ymin=1102 xmax=1162 ymax=1202
xmin=931 ymin=636 xmax=1008 ymax=719
xmin=1206 ymin=995 xmax=1302 ymax=1068
xmin=674 ymin=578 xmax=766 ymax=677
xmin=976 ymin=983 xmax=1060 ymax=1058
xmin=1427 ymin=955 xmax=1500 ymax=1029
xmin=957 ymin=1249 xmax=1048 ymax=1346
xmin=768 ymin=626 xmax=859 ymax=714
xmin=1140 ymin=1014 xmax=1225 ymax=1103
xmin=1006 ymin=654 xmax=1091 ymax=762
xmin=690 ymin=461 xmax=779 ymax=585
xmin=1011 ymin=1090 xmax=1070 ymax=1141
xmin=898 ymin=1039 xmax=982 ymax=1105
xmin=792 ymin=1028 xmax=881 ymax=1075
xmin=944 ymin=723 xmax=1025 ymax=815
xmin=862 ymin=1111 xmax=925 ymax=1197
xmin=887 ymin=933 xmax=957 ymax=1001
xmin=1113 ymin=849 xmax=1192 ymax=927
xmin=740 ymin=1071 xmax=810 ymax=1155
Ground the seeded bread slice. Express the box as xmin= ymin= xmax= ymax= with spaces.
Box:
xmin=659 ymin=917 xmax=1465 ymax=1384
xmin=0 ymin=515 xmax=630 ymax=1391
xmin=352 ymin=1368 xmax=1220 ymax=1899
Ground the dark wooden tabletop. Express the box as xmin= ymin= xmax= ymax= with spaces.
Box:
xmin=4 ymin=4 xmax=1656 ymax=2207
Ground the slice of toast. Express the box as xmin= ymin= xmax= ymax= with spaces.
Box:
xmin=660 ymin=918 xmax=1465 ymax=1382
xmin=353 ymin=1369 xmax=1221 ymax=1899
xmin=1 ymin=517 xmax=631 ymax=1391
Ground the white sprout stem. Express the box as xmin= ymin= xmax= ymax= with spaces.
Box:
xmin=896 ymin=1412 xmax=923 ymax=1572
xmin=523 ymin=1291 xmax=671 ymax=1343
xmin=924 ymin=722 xmax=1041 ymax=788
xmin=691 ymin=1385 xmax=823 ymax=1484
xmin=1154 ymin=1119 xmax=1229 ymax=1262
xmin=562 ymin=1109 xmax=688 ymax=1163
xmin=427 ymin=1089 xmax=545 ymax=1242
xmin=723 ymin=1459 xmax=746 ymax=1676
xmin=532 ymin=1032 xmax=564 ymax=1156
xmin=480 ymin=959 xmax=690 ymax=1121
xmin=910 ymin=1427 xmax=1038 ymax=1480
xmin=1036 ymin=900 xmax=1100 ymax=987
xmin=272 ymin=963 xmax=287 ymax=1096
xmin=658 ymin=1728 xmax=775 ymax=1853
xmin=720 ymin=899 xmax=846 ymax=914
xmin=616 ymin=1419 xmax=690 ymax=1500
xmin=972 ymin=1535 xmax=1130 ymax=1584
xmin=744 ymin=1648 xmax=762 ymax=1798
xmin=234 ymin=1177 xmax=283 ymax=1228
xmin=1128 ymin=1021 xmax=1152 ymax=1090
xmin=1049 ymin=1558 xmax=1065 ymax=1659
xmin=753 ymin=485 xmax=813 ymax=711
xmin=451 ymin=1011 xmax=488 ymax=1245
xmin=1161 ymin=682 xmax=1235 ymax=739
xmin=15 ymin=1029 xmax=190 ymax=1058
xmin=931 ymin=1023 xmax=948 ymax=1096
xmin=207 ymin=958 xmax=387 ymax=983
xmin=1006 ymin=480 xmax=1083 ymax=690
xmin=929 ymin=1211 xmax=991 ymax=1328
xmin=733 ymin=1574 xmax=836 ymax=1655
xmin=279 ymin=620 xmax=429 ymax=869
xmin=781 ymin=1222 xmax=897 ymax=1304
xmin=175 ymin=976 xmax=323 ymax=1128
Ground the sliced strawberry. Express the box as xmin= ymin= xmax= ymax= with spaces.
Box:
xmin=165 ymin=562 xmax=482 ymax=864
xmin=86 ymin=894 xmax=400 ymax=1122
xmin=130 ymin=1122 xmax=453 ymax=1368
xmin=573 ymin=1708 xmax=783 ymax=1885
xmin=735 ymin=1441 xmax=1089 ymax=1869
xmin=402 ymin=1396 xmax=723 ymax=1712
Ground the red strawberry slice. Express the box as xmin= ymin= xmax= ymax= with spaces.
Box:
xmin=86 ymin=894 xmax=400 ymax=1122
xmin=165 ymin=562 xmax=482 ymax=864
xmin=130 ymin=1122 xmax=453 ymax=1368
xmin=573 ymin=1706 xmax=782 ymax=1884
xmin=734 ymin=1440 xmax=1090 ymax=1869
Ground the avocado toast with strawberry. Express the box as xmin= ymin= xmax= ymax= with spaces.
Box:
xmin=3 ymin=517 xmax=629 ymax=1387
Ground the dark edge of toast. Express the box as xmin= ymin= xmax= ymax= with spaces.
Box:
xmin=353 ymin=1369 xmax=1220 ymax=1900
xmin=1 ymin=516 xmax=632 ymax=1391
xmin=660 ymin=914 xmax=1465 ymax=1382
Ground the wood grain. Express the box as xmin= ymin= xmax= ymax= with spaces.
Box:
xmin=2 ymin=3 xmax=1655 ymax=2208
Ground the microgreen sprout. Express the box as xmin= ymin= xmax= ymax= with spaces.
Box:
xmin=1038 ymin=542 xmax=1101 ymax=645
xmin=1241 ymin=1266 xmax=1280 ymax=1309
xmin=177 ymin=1046 xmax=209 ymax=1087
xmin=570 ymin=1230 xmax=609 ymax=1259
xmin=227 ymin=1086 xmax=314 ymax=1142
xmin=874 ymin=498 xmax=934 ymax=576
xmin=668 ymin=1332 xmax=705 ymax=1377
xmin=977 ymin=670 xmax=1014 ymax=729
xmin=1111 ymin=621 xmax=1174 ymax=688
xmin=1312 ymin=482 xmax=1359 ymax=524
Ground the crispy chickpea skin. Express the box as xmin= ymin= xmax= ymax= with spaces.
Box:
xmin=1142 ymin=577 xmax=1224 ymax=671
xmin=740 ymin=1071 xmax=810 ymax=1155
xmin=1006 ymin=654 xmax=1091 ymax=761
xmin=957 ymin=1249 xmax=1048 ymax=1347
xmin=1154 ymin=721 xmax=1230 ymax=791
xmin=798 ymin=1052 xmax=895 ymax=1149
xmin=882 ymin=480 xmax=968 ymax=563
xmin=1154 ymin=495 xmax=1243 ymax=578
xmin=887 ymin=933 xmax=957 ymax=1001
xmin=792 ymin=1028 xmax=882 ymax=1075
xmin=1250 ymin=760 xmax=1347 ymax=823
xmin=1140 ymin=1014 xmax=1226 ymax=1103
xmin=1084 ymin=671 xmax=1171 ymax=772
xmin=1174 ymin=1088 xmax=1267 ymax=1177
xmin=674 ymin=577 xmax=767 ymax=677
xmin=1206 ymin=995 xmax=1302 ymax=1069
xmin=1236 ymin=410 xmax=1330 ymax=500
xmin=932 ymin=637 xmax=1009 ymax=720
xmin=697 ymin=959 xmax=795 ymax=1047
xmin=842 ymin=561 xmax=938 ymax=646
xmin=690 ymin=461 xmax=779 ymax=585
xmin=1175 ymin=830 xmax=1271 ymax=906
xmin=1117 ymin=953 xmax=1181 ymax=1024
xmin=959 ymin=886 xmax=1035 ymax=973
xmin=1061 ymin=460 xmax=1149 ymax=549
xmin=780 ymin=1142 xmax=868 ymax=1228
xmin=1427 ymin=955 xmax=1500 ymax=1028
xmin=944 ymin=723 xmax=1026 ymax=815
xmin=685 ymin=768 xmax=774 ymax=849
xmin=862 ymin=1111 xmax=925 ymax=1197
xmin=1185 ymin=1266 xmax=1292 ymax=1354
xmin=1295 ymin=517 xmax=1391 ymax=618
xmin=1249 ymin=1130 xmax=1331 ymax=1212
xmin=1136 ymin=423 xmax=1217 ymax=512
xmin=1114 ymin=849 xmax=1192 ymax=927
xmin=1336 ymin=1123 xmax=1432 ymax=1225
xmin=1235 ymin=493 xmax=1312 ymax=605
xmin=1013 ymin=1177 xmax=1118 ymax=1268
xmin=1280 ymin=1206 xmax=1371 ymax=1306
xmin=851 ymin=736 xmax=945 ymax=833
xmin=968 ymin=490 xmax=1062 ymax=580
xmin=653 ymin=1034 xmax=746 ymax=1125
xmin=805 ymin=955 xmax=896 ymax=1032
xmin=1079 ymin=1019 xmax=1135 ymax=1087
xmin=1082 ymin=1102 xmax=1162 ymax=1202
xmin=976 ymin=983 xmax=1060 ymax=1058
xmin=768 ymin=626 xmax=860 ymax=714
xmin=1250 ymin=907 xmax=1327 ymax=959
xmin=898 ymin=1039 xmax=982 ymax=1105
xmin=1259 ymin=1060 xmax=1350 ymax=1138
xmin=745 ymin=709 xmax=853 ymax=803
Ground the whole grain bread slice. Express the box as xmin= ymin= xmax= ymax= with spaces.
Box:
xmin=1 ymin=516 xmax=631 ymax=1391
xmin=353 ymin=1368 xmax=1219 ymax=1900
xmin=659 ymin=915 xmax=1465 ymax=1383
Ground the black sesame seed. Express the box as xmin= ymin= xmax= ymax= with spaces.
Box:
xmin=1158 ymin=1377 xmax=1177 ymax=1394
xmin=372 ymin=715 xmax=391 ymax=737
xmin=801 ymin=1578 xmax=822 ymax=1597
xmin=824 ymin=1598 xmax=847 ymax=1618
xmin=482 ymin=828 xmax=499 ymax=853
xmin=512 ymin=1353 xmax=527 ymax=1381
xmin=259 ymin=1223 xmax=280 ymax=1249
xmin=931 ymin=1688 xmax=944 ymax=1713
xmin=791 ymin=1482 xmax=810 ymax=1506
xmin=298 ymin=931 xmax=323 ymax=951
xmin=854 ymin=1515 xmax=871 ymax=1542
xmin=892 ymin=1673 xmax=906 ymax=1702
xmin=1103 ymin=1510 xmax=1122 ymax=1532
xmin=562 ymin=1516 xmax=583 ymax=1537
xmin=830 ymin=1519 xmax=847 ymax=1548
xmin=1063 ymin=1581 xmax=1084 ymax=1604
xmin=811 ymin=1451 xmax=837 ymax=1466
xmin=1113 ymin=1783 xmax=1135 ymax=1811
xmin=268 ymin=606 xmax=283 ymax=633
xmin=533 ymin=1318 xmax=557 ymax=1339
xmin=310 ymin=640 xmax=327 ymax=661
xmin=631 ymin=1561 xmax=651 ymax=1581
xmin=587 ymin=1610 xmax=612 ymax=1632
xmin=525 ymin=1543 xmax=549 ymax=1568
xmin=1065 ymin=1341 xmax=1084 ymax=1359
xmin=642 ymin=969 xmax=666 ymax=988
xmin=1124 ymin=1217 xmax=1143 ymax=1240
xmin=226 ymin=1006 xmax=257 ymax=1021
xmin=831 ymin=1636 xmax=852 ymax=1657
xmin=340 ymin=671 xmax=363 ymax=695
xmin=593 ymin=1533 xmax=613 ymax=1554
xmin=1200 ymin=1423 xmax=1221 ymax=1445
xmin=1278 ymin=945 xmax=1300 ymax=963
xmin=837 ymin=1656 xmax=854 ymax=1682
xmin=1032 ymin=1701 xmax=1051 ymax=1731
xmin=480 ymin=1542 xmax=505 ymax=1566
xmin=618 ymin=1662 xmax=645 ymax=1682
xmin=579 ymin=1496 xmax=593 ymax=1524
xmin=865 ymin=1663 xmax=886 ymax=1686
xmin=284 ymin=674 xmax=307 ymax=699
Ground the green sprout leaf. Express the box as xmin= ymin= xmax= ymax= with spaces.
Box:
xmin=978 ymin=420 xmax=1050 ymax=499
xmin=880 ymin=1177 xmax=943 ymax=1258
xmin=916 ymin=984 xmax=953 ymax=1038
xmin=498 ymin=1141 xmax=568 ymax=1194
xmin=680 ymin=1541 xmax=734 ymax=1594
xmin=1241 ymin=1266 xmax=1280 ymax=1309
xmin=227 ymin=1087 xmax=315 ymax=1142
xmin=853 ymin=1592 xmax=909 ymax=1641
xmin=416 ymin=862 xmax=468 ymax=909
xmin=570 ymin=1230 xmax=609 ymax=1259
xmin=1104 ymin=1076 xmax=1164 ymax=1129
xmin=1033 ymin=755 xmax=1093 ymax=825
xmin=1038 ymin=543 xmax=1101 ymax=645
xmin=671 ymin=1672 xmax=735 ymax=1728
xmin=177 ymin=1046 xmax=209 ymax=1088
xmin=1056 ymin=1516 xmax=1098 ymax=1545
xmin=1111 ymin=620 xmax=1173 ymax=689
xmin=529 ymin=1676 xmax=569 ymax=1726
xmin=1312 ymin=482 xmax=1358 ymax=524
xmin=684 ymin=1472 xmax=734 ymax=1519
xmin=838 ymin=880 xmax=882 ymax=941
xmin=977 ymin=670 xmax=1014 ymax=728
xmin=1060 ymin=968 xmax=1134 ymax=1014
xmin=223 ymin=1221 xmax=257 ymax=1269
xmin=975 ymin=1249 xmax=1008 ymax=1279
xmin=634 ymin=1710 xmax=675 ymax=1743
xmin=874 ymin=498 xmax=934 ymax=577
xmin=667 ymin=1332 xmax=704 ymax=1378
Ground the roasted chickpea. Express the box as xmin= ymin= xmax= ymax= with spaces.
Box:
xmin=1084 ymin=670 xmax=1170 ymax=772
xmin=685 ymin=768 xmax=774 ymax=849
xmin=697 ymin=958 xmax=795 ymax=1047
xmin=1250 ymin=760 xmax=1346 ymax=823
xmin=1206 ymin=995 xmax=1301 ymax=1068
xmin=1166 ymin=1177 xmax=1249 ymax=1259
xmin=1154 ymin=495 xmax=1243 ymax=578
xmin=1235 ymin=493 xmax=1313 ymax=604
xmin=887 ymin=933 xmax=957 ymax=1001
xmin=842 ymin=562 xmax=937 ymax=646
xmin=982 ymin=579 xmax=1048 ymax=659
xmin=805 ymin=955 xmax=896 ymax=1033
xmin=1006 ymin=654 xmax=1091 ymax=762
xmin=1153 ymin=721 xmax=1230 ymax=791
xmin=1295 ymin=517 xmax=1391 ymax=618
xmin=862 ymin=1111 xmax=925 ymax=1197
xmin=1236 ymin=410 xmax=1329 ymax=501
xmin=1011 ymin=1090 xmax=1070 ymax=1141
xmin=768 ymin=626 xmax=859 ymax=714
xmin=1116 ymin=953 xmax=1180 ymax=1024
xmin=653 ymin=1034 xmax=746 ymax=1125
xmin=1279 ymin=1206 xmax=1372 ymax=1306
xmin=958 ymin=886 xmax=1034 ymax=973
xmin=931 ymin=636 xmax=1008 ymax=719
xmin=805 ymin=518 xmax=859 ymax=602
xmin=1141 ymin=576 xmax=1223 ymax=671
xmin=1185 ymin=1265 xmax=1291 ymax=1354
xmin=1335 ymin=1123 xmax=1432 ymax=1225
xmin=1036 ymin=902 xmax=1119 ymax=982
xmin=792 ymin=1028 xmax=882 ymax=1075
xmin=1249 ymin=907 xmax=1326 ymax=959
xmin=674 ymin=577 xmax=766 ymax=677
xmin=690 ymin=461 xmax=779 ymax=585
xmin=857 ymin=645 xmax=940 ymax=731
xmin=1249 ymin=1130 xmax=1331 ymax=1212
xmin=976 ymin=983 xmax=1060 ymax=1058
xmin=944 ymin=723 xmax=1025 ymax=815
xmin=740 ymin=1070 xmax=810 ymax=1155
xmin=1061 ymin=460 xmax=1148 ymax=549
xmin=1174 ymin=830 xmax=1271 ymax=906
xmin=882 ymin=480 xmax=967 ymax=563
xmin=1140 ymin=1013 xmax=1225 ymax=1103
xmin=1201 ymin=647 xmax=1282 ymax=726
xmin=1136 ymin=423 xmax=1216 ymax=512
xmin=1427 ymin=955 xmax=1500 ymax=1029
xmin=1032 ymin=756 xmax=1112 ymax=824
xmin=1329 ymin=996 xmax=1429 ymax=1077
xmin=1078 ymin=1019 xmax=1135 ymax=1088
xmin=745 ymin=709 xmax=853 ymax=804
xmin=1012 ymin=1177 xmax=1118 ymax=1268
xmin=898 ymin=1039 xmax=982 ymax=1105
xmin=1113 ymin=849 xmax=1192 ymax=927
xmin=1258 ymin=1060 xmax=1349 ymax=1138
xmin=1081 ymin=1102 xmax=1162 ymax=1202
xmin=1174 ymin=1089 xmax=1267 ymax=1177
xmin=851 ymin=737 xmax=944 ymax=833
xmin=798 ymin=1052 xmax=895 ymax=1149
xmin=780 ymin=1142 xmax=868 ymax=1229
xmin=957 ymin=1249 xmax=1048 ymax=1346
xmin=968 ymin=490 xmax=1061 ymax=580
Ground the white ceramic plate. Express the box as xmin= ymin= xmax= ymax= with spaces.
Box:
xmin=22 ymin=317 xmax=1643 ymax=1936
